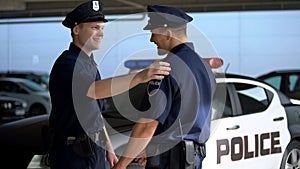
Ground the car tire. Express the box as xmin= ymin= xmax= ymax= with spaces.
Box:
xmin=28 ymin=104 xmax=47 ymax=117
xmin=280 ymin=140 xmax=300 ymax=169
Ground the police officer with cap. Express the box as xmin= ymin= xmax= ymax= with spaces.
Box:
xmin=112 ymin=5 xmax=216 ymax=169
xmin=49 ymin=1 xmax=171 ymax=169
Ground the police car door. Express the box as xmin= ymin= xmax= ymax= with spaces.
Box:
xmin=203 ymin=78 xmax=290 ymax=169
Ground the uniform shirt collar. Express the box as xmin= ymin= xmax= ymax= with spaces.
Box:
xmin=69 ymin=42 xmax=97 ymax=65
xmin=170 ymin=42 xmax=194 ymax=54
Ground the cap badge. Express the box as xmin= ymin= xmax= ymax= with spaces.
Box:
xmin=92 ymin=1 xmax=100 ymax=11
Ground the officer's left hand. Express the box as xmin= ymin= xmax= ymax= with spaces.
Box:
xmin=107 ymin=150 xmax=119 ymax=167
xmin=137 ymin=61 xmax=171 ymax=83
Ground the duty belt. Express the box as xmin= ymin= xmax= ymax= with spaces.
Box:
xmin=63 ymin=130 xmax=106 ymax=146
xmin=65 ymin=136 xmax=84 ymax=145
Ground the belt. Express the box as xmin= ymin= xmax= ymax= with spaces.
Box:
xmin=54 ymin=130 xmax=106 ymax=146
xmin=64 ymin=135 xmax=85 ymax=145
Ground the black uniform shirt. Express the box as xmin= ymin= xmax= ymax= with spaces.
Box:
xmin=145 ymin=43 xmax=216 ymax=145
xmin=49 ymin=43 xmax=104 ymax=139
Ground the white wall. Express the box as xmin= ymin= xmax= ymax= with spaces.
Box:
xmin=191 ymin=11 xmax=300 ymax=77
xmin=0 ymin=10 xmax=300 ymax=78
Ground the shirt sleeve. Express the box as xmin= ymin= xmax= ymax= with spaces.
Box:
xmin=141 ymin=76 xmax=177 ymax=124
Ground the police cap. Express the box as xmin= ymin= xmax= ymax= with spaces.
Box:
xmin=143 ymin=5 xmax=193 ymax=30
xmin=62 ymin=0 xmax=108 ymax=28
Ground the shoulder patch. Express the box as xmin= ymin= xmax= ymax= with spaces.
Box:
xmin=147 ymin=80 xmax=162 ymax=96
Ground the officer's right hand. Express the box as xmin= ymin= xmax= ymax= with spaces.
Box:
xmin=137 ymin=61 xmax=171 ymax=83
xmin=134 ymin=149 xmax=147 ymax=167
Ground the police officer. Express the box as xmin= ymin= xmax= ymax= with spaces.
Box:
xmin=48 ymin=1 xmax=171 ymax=169
xmin=112 ymin=5 xmax=216 ymax=169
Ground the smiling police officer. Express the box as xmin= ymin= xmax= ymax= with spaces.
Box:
xmin=112 ymin=5 xmax=216 ymax=169
xmin=48 ymin=1 xmax=171 ymax=169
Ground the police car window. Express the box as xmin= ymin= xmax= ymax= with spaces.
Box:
xmin=289 ymin=74 xmax=300 ymax=92
xmin=264 ymin=76 xmax=281 ymax=90
xmin=212 ymin=83 xmax=233 ymax=120
xmin=234 ymin=83 xmax=269 ymax=115
xmin=0 ymin=81 xmax=18 ymax=93
xmin=288 ymin=74 xmax=300 ymax=100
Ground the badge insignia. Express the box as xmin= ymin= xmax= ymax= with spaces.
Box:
xmin=92 ymin=1 xmax=100 ymax=11
xmin=147 ymin=80 xmax=162 ymax=96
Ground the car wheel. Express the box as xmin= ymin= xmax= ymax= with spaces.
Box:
xmin=280 ymin=140 xmax=300 ymax=169
xmin=28 ymin=104 xmax=47 ymax=117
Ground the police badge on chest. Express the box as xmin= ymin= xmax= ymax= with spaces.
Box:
xmin=147 ymin=79 xmax=162 ymax=96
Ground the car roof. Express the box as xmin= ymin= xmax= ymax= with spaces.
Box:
xmin=216 ymin=73 xmax=295 ymax=105
xmin=0 ymin=77 xmax=34 ymax=83
xmin=258 ymin=69 xmax=300 ymax=78
xmin=0 ymin=71 xmax=48 ymax=75
xmin=215 ymin=73 xmax=259 ymax=81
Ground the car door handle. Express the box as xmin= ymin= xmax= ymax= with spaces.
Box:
xmin=226 ymin=125 xmax=240 ymax=130
xmin=273 ymin=117 xmax=284 ymax=122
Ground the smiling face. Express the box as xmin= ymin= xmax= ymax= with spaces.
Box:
xmin=73 ymin=21 xmax=105 ymax=55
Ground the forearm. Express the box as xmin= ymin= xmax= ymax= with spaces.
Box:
xmin=103 ymin=126 xmax=114 ymax=153
xmin=87 ymin=73 xmax=139 ymax=99
xmin=87 ymin=61 xmax=170 ymax=99
xmin=117 ymin=119 xmax=158 ymax=167
xmin=104 ymin=127 xmax=115 ymax=154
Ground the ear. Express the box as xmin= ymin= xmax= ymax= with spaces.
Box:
xmin=72 ymin=25 xmax=80 ymax=35
xmin=166 ymin=29 xmax=173 ymax=40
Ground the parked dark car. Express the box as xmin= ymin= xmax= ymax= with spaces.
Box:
xmin=258 ymin=69 xmax=300 ymax=104
xmin=0 ymin=96 xmax=27 ymax=123
xmin=0 ymin=71 xmax=49 ymax=89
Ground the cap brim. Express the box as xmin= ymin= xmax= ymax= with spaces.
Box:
xmin=84 ymin=15 xmax=108 ymax=23
xmin=143 ymin=24 xmax=152 ymax=30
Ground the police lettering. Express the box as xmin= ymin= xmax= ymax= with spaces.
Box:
xmin=216 ymin=131 xmax=281 ymax=164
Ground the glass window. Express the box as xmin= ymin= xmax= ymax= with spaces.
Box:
xmin=287 ymin=74 xmax=300 ymax=100
xmin=264 ymin=76 xmax=281 ymax=90
xmin=19 ymin=80 xmax=46 ymax=92
xmin=0 ymin=81 xmax=21 ymax=93
xmin=289 ymin=74 xmax=300 ymax=92
xmin=234 ymin=83 xmax=270 ymax=115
